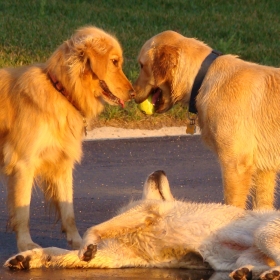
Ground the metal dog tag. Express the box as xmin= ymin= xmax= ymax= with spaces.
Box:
xmin=186 ymin=112 xmax=197 ymax=135
xmin=186 ymin=123 xmax=196 ymax=135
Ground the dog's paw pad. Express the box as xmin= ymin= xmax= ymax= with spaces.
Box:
xmin=261 ymin=270 xmax=280 ymax=280
xmin=8 ymin=255 xmax=31 ymax=270
xmin=83 ymin=244 xmax=97 ymax=262
xmin=231 ymin=267 xmax=252 ymax=280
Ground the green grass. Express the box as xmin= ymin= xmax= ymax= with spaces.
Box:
xmin=1 ymin=0 xmax=280 ymax=128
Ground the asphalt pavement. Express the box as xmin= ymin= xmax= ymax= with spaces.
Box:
xmin=1 ymin=135 xmax=278 ymax=279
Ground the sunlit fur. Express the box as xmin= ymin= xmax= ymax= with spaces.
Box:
xmin=5 ymin=170 xmax=280 ymax=280
xmin=134 ymin=30 xmax=280 ymax=209
xmin=0 ymin=26 xmax=133 ymax=252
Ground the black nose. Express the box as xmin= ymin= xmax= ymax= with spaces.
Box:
xmin=129 ymin=89 xmax=136 ymax=99
xmin=153 ymin=170 xmax=166 ymax=176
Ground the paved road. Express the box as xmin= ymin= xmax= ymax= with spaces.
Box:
xmin=0 ymin=136 xmax=278 ymax=279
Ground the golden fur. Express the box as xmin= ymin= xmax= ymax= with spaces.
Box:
xmin=5 ymin=170 xmax=280 ymax=280
xmin=0 ymin=26 xmax=134 ymax=252
xmin=134 ymin=30 xmax=280 ymax=210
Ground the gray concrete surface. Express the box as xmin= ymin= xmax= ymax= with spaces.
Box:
xmin=1 ymin=136 xmax=278 ymax=279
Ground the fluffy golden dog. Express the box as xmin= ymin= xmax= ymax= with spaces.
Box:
xmin=0 ymin=26 xmax=134 ymax=252
xmin=5 ymin=170 xmax=280 ymax=280
xmin=134 ymin=30 xmax=280 ymax=210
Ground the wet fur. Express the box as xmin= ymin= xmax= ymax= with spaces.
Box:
xmin=0 ymin=26 xmax=134 ymax=252
xmin=5 ymin=171 xmax=280 ymax=280
xmin=134 ymin=30 xmax=280 ymax=210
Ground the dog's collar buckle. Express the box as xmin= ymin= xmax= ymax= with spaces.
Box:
xmin=188 ymin=50 xmax=222 ymax=114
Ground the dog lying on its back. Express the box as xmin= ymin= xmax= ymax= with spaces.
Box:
xmin=5 ymin=171 xmax=280 ymax=280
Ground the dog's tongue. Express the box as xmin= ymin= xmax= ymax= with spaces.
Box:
xmin=152 ymin=89 xmax=161 ymax=105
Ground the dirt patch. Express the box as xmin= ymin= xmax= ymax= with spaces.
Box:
xmin=90 ymin=115 xmax=188 ymax=130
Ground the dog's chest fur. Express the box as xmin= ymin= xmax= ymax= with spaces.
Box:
xmin=111 ymin=201 xmax=247 ymax=265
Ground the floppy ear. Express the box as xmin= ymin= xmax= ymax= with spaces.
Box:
xmin=151 ymin=45 xmax=179 ymax=85
xmin=69 ymin=37 xmax=109 ymax=80
xmin=84 ymin=37 xmax=109 ymax=80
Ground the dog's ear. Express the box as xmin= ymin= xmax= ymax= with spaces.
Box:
xmin=82 ymin=37 xmax=110 ymax=80
xmin=151 ymin=45 xmax=179 ymax=85
xmin=69 ymin=37 xmax=109 ymax=80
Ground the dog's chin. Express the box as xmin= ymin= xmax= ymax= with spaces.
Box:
xmin=155 ymin=101 xmax=173 ymax=113
xmin=135 ymin=87 xmax=173 ymax=113
xmin=152 ymin=88 xmax=173 ymax=113
xmin=154 ymin=98 xmax=173 ymax=113
xmin=134 ymin=94 xmax=150 ymax=104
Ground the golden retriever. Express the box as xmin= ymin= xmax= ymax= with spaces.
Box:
xmin=5 ymin=170 xmax=280 ymax=280
xmin=0 ymin=26 xmax=134 ymax=252
xmin=133 ymin=30 xmax=280 ymax=210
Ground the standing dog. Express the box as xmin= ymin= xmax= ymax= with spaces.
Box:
xmin=133 ymin=30 xmax=280 ymax=209
xmin=5 ymin=170 xmax=280 ymax=280
xmin=0 ymin=26 xmax=134 ymax=252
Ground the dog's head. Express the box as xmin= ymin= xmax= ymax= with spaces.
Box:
xmin=133 ymin=31 xmax=212 ymax=113
xmin=142 ymin=170 xmax=175 ymax=201
xmin=117 ymin=170 xmax=174 ymax=214
xmin=47 ymin=26 xmax=134 ymax=117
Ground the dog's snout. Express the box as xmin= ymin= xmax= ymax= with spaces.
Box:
xmin=154 ymin=170 xmax=166 ymax=176
xmin=149 ymin=170 xmax=166 ymax=181
xmin=129 ymin=89 xmax=136 ymax=99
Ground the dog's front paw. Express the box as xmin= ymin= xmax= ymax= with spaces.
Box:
xmin=5 ymin=254 xmax=31 ymax=270
xmin=230 ymin=267 xmax=252 ymax=280
xmin=79 ymin=244 xmax=97 ymax=261
xmin=79 ymin=228 xmax=100 ymax=261
xmin=260 ymin=268 xmax=280 ymax=280
xmin=83 ymin=244 xmax=97 ymax=261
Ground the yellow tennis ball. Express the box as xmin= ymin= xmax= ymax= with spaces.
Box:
xmin=138 ymin=95 xmax=155 ymax=115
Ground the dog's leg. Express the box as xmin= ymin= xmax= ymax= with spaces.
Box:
xmin=220 ymin=159 xmax=253 ymax=208
xmin=251 ymin=170 xmax=276 ymax=209
xmin=4 ymin=247 xmax=71 ymax=269
xmin=240 ymin=220 xmax=280 ymax=280
xmin=42 ymin=166 xmax=82 ymax=249
xmin=78 ymin=201 xmax=160 ymax=260
xmin=230 ymin=247 xmax=271 ymax=280
xmin=254 ymin=220 xmax=280 ymax=265
xmin=7 ymin=162 xmax=41 ymax=251
xmin=5 ymin=243 xmax=148 ymax=269
xmin=142 ymin=170 xmax=175 ymax=201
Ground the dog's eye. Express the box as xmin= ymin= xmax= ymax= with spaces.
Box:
xmin=140 ymin=63 xmax=143 ymax=69
xmin=112 ymin=59 xmax=119 ymax=67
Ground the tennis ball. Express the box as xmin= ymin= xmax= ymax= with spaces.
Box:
xmin=138 ymin=95 xmax=155 ymax=115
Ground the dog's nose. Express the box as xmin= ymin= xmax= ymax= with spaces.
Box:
xmin=129 ymin=89 xmax=136 ymax=99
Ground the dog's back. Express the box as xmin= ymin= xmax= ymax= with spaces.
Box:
xmin=198 ymin=55 xmax=280 ymax=168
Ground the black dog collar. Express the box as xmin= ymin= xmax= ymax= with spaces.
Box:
xmin=188 ymin=50 xmax=222 ymax=114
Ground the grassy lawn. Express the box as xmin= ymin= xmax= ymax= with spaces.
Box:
xmin=0 ymin=0 xmax=279 ymax=128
